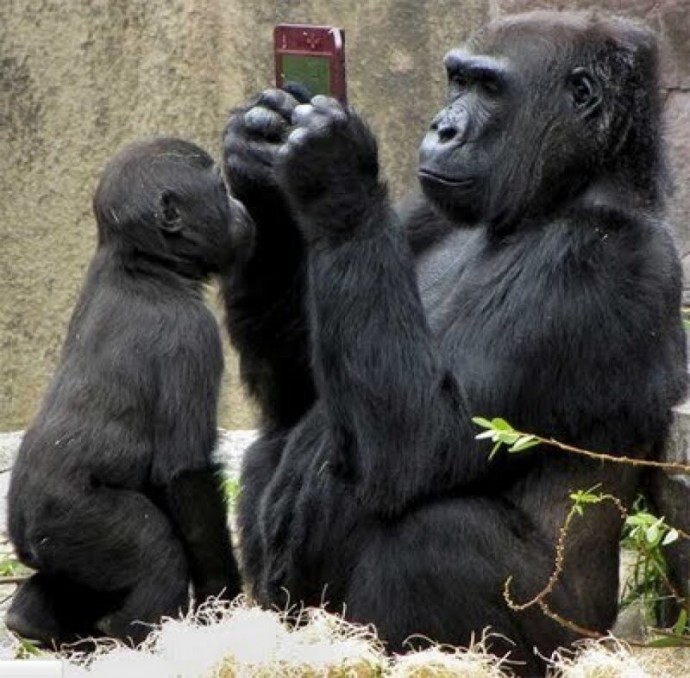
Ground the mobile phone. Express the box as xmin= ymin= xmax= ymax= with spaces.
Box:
xmin=274 ymin=24 xmax=347 ymax=104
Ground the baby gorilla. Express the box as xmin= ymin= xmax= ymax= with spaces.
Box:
xmin=6 ymin=137 xmax=250 ymax=646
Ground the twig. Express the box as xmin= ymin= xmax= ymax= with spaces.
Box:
xmin=504 ymin=493 xmax=627 ymax=613
xmin=540 ymin=435 xmax=690 ymax=475
xmin=537 ymin=601 xmax=604 ymax=639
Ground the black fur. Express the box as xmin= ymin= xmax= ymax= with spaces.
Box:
xmin=7 ymin=137 xmax=249 ymax=646
xmin=221 ymin=13 xmax=687 ymax=675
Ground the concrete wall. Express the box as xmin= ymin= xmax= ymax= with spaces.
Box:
xmin=2 ymin=0 xmax=689 ymax=431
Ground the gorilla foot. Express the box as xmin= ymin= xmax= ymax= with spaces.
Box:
xmin=6 ymin=580 xmax=65 ymax=646
xmin=6 ymin=574 xmax=116 ymax=647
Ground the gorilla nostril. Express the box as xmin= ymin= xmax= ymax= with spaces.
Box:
xmin=437 ymin=124 xmax=458 ymax=143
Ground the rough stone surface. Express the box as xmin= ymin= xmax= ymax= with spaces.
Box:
xmin=665 ymin=92 xmax=690 ymax=300
xmin=651 ymin=398 xmax=690 ymax=604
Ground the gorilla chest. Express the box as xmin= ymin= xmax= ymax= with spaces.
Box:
xmin=416 ymin=228 xmax=524 ymax=339
xmin=415 ymin=226 xmax=564 ymax=411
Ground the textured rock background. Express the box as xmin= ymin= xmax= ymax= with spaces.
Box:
xmin=1 ymin=0 xmax=689 ymax=431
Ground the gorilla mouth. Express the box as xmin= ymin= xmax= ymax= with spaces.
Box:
xmin=418 ymin=169 xmax=475 ymax=188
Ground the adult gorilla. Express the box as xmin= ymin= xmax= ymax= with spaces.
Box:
xmin=222 ymin=11 xmax=687 ymax=673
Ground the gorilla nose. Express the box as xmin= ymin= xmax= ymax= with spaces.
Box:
xmin=433 ymin=121 xmax=459 ymax=143
xmin=429 ymin=109 xmax=468 ymax=144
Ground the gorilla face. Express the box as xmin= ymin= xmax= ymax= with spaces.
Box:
xmin=165 ymin=164 xmax=254 ymax=275
xmin=418 ymin=20 xmax=613 ymax=231
xmin=418 ymin=50 xmax=510 ymax=225
xmin=94 ymin=138 xmax=254 ymax=278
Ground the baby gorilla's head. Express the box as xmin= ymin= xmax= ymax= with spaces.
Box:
xmin=93 ymin=137 xmax=253 ymax=278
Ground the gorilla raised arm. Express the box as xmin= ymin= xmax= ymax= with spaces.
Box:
xmin=7 ymin=138 xmax=249 ymax=646
xmin=222 ymin=12 xmax=686 ymax=674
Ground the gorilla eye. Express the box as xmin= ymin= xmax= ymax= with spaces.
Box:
xmin=450 ymin=72 xmax=471 ymax=89
xmin=567 ymin=68 xmax=601 ymax=113
xmin=479 ymin=77 xmax=501 ymax=96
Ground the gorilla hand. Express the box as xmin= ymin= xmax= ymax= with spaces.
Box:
xmin=278 ymin=96 xmax=383 ymax=241
xmin=222 ymin=89 xmax=304 ymax=227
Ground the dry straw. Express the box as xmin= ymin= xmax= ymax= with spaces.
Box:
xmin=0 ymin=599 xmax=676 ymax=677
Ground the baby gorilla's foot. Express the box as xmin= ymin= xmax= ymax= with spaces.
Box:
xmin=7 ymin=573 xmax=117 ymax=646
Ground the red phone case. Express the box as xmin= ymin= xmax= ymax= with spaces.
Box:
xmin=274 ymin=24 xmax=347 ymax=104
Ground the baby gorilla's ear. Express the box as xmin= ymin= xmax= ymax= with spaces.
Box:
xmin=158 ymin=190 xmax=183 ymax=233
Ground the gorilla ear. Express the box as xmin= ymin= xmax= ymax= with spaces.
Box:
xmin=158 ymin=190 xmax=183 ymax=233
xmin=567 ymin=67 xmax=602 ymax=117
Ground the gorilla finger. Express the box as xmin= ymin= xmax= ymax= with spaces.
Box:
xmin=280 ymin=127 xmax=310 ymax=156
xmin=243 ymin=107 xmax=288 ymax=141
xmin=258 ymin=89 xmax=301 ymax=120
xmin=287 ymin=126 xmax=310 ymax=146
xmin=223 ymin=110 xmax=249 ymax=138
xmin=310 ymin=95 xmax=345 ymax=114
xmin=296 ymin=98 xmax=348 ymax=128
xmin=312 ymin=96 xmax=348 ymax=123
xmin=241 ymin=140 xmax=282 ymax=167
xmin=281 ymin=81 xmax=312 ymax=104
xmin=291 ymin=104 xmax=315 ymax=127
xmin=224 ymin=142 xmax=282 ymax=182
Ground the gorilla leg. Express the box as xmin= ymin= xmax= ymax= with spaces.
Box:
xmin=11 ymin=487 xmax=189 ymax=645
xmin=344 ymin=499 xmax=580 ymax=676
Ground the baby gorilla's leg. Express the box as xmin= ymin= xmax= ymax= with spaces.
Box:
xmin=11 ymin=487 xmax=189 ymax=646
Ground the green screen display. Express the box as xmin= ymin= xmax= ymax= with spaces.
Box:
xmin=281 ymin=54 xmax=331 ymax=97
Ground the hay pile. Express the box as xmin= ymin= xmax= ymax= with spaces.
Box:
xmin=5 ymin=599 xmax=687 ymax=677
xmin=56 ymin=599 xmax=510 ymax=677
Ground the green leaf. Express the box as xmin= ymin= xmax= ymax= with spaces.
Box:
xmin=496 ymin=431 xmax=520 ymax=445
xmin=570 ymin=490 xmax=604 ymax=505
xmin=490 ymin=418 xmax=513 ymax=432
xmin=471 ymin=417 xmax=494 ymax=429
xmin=223 ymin=477 xmax=241 ymax=504
xmin=625 ymin=514 xmax=647 ymax=527
xmin=508 ymin=436 xmax=540 ymax=453
xmin=489 ymin=441 xmax=503 ymax=460
xmin=476 ymin=431 xmax=495 ymax=441
xmin=673 ymin=609 xmax=688 ymax=635
xmin=15 ymin=639 xmax=45 ymax=658
xmin=0 ymin=557 xmax=18 ymax=577
xmin=646 ymin=524 xmax=660 ymax=545
xmin=662 ymin=529 xmax=680 ymax=546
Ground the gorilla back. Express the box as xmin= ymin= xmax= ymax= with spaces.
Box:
xmin=222 ymin=12 xmax=687 ymax=675
xmin=7 ymin=137 xmax=249 ymax=646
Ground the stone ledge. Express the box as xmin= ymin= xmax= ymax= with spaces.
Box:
xmin=0 ymin=429 xmax=257 ymax=476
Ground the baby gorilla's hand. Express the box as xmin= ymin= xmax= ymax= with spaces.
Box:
xmin=278 ymin=96 xmax=383 ymax=240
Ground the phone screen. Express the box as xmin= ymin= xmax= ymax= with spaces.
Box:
xmin=281 ymin=54 xmax=331 ymax=97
